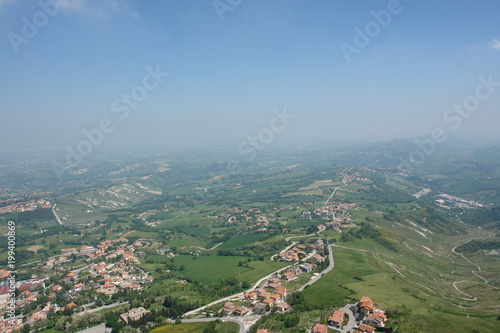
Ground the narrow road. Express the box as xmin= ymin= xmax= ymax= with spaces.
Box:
xmin=52 ymin=204 xmax=63 ymax=225
xmin=338 ymin=303 xmax=356 ymax=333
xmin=74 ymin=302 xmax=129 ymax=317
xmin=181 ymin=242 xmax=223 ymax=251
xmin=297 ymin=244 xmax=334 ymax=292
xmin=325 ymin=167 xmax=351 ymax=204
xmin=183 ymin=263 xmax=292 ymax=317
xmin=452 ymin=240 xmax=488 ymax=284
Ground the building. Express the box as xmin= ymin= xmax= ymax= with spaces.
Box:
xmin=310 ymin=254 xmax=325 ymax=263
xmin=356 ymin=323 xmax=376 ymax=333
xmin=253 ymin=302 xmax=267 ymax=314
xmin=120 ymin=307 xmax=150 ymax=324
xmin=312 ymin=323 xmax=329 ymax=333
xmin=363 ymin=311 xmax=386 ymax=326
xmin=233 ymin=306 xmax=247 ymax=316
xmin=357 ymin=296 xmax=375 ymax=316
xmin=328 ymin=310 xmax=345 ymax=327
xmin=221 ymin=302 xmax=235 ymax=314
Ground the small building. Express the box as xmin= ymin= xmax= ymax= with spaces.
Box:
xmin=120 ymin=307 xmax=150 ymax=324
xmin=357 ymin=296 xmax=376 ymax=316
xmin=300 ymin=263 xmax=313 ymax=273
xmin=312 ymin=323 xmax=329 ymax=333
xmin=275 ymin=302 xmax=290 ymax=312
xmin=221 ymin=302 xmax=235 ymax=314
xmin=253 ymin=302 xmax=267 ymax=314
xmin=357 ymin=323 xmax=376 ymax=333
xmin=328 ymin=310 xmax=345 ymax=327
xmin=310 ymin=254 xmax=325 ymax=263
xmin=233 ymin=306 xmax=247 ymax=316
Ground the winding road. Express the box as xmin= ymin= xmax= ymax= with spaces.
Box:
xmin=297 ymin=244 xmax=334 ymax=292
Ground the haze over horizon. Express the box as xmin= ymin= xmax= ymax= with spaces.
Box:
xmin=1 ymin=0 xmax=500 ymax=154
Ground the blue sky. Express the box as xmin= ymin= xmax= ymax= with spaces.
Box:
xmin=0 ymin=0 xmax=499 ymax=153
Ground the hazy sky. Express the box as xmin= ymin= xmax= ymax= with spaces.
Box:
xmin=1 ymin=0 xmax=499 ymax=153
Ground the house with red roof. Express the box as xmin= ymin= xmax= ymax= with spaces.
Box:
xmin=312 ymin=323 xmax=329 ymax=333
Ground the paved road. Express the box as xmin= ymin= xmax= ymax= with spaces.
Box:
xmin=338 ymin=303 xmax=356 ymax=333
xmin=172 ymin=315 xmax=261 ymax=333
xmin=74 ymin=302 xmax=129 ymax=317
xmin=285 ymin=232 xmax=318 ymax=242
xmin=75 ymin=323 xmax=108 ymax=333
xmin=325 ymin=167 xmax=351 ymax=204
xmin=184 ymin=263 xmax=292 ymax=317
xmin=297 ymin=244 xmax=334 ymax=292
xmin=182 ymin=242 xmax=223 ymax=251
xmin=52 ymin=204 xmax=63 ymax=225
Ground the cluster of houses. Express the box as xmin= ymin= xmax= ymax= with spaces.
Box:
xmin=278 ymin=244 xmax=308 ymax=262
xmin=221 ymin=277 xmax=291 ymax=316
xmin=277 ymin=240 xmax=326 ymax=264
xmin=0 ymin=237 xmax=154 ymax=331
xmin=217 ymin=207 xmax=279 ymax=228
xmin=0 ymin=199 xmax=51 ymax=215
xmin=90 ymin=260 xmax=153 ymax=296
xmin=322 ymin=296 xmax=388 ymax=333
xmin=48 ymin=237 xmax=134 ymax=265
xmin=353 ymin=296 xmax=387 ymax=332
xmin=302 ymin=201 xmax=357 ymax=222
xmin=300 ymin=296 xmax=387 ymax=333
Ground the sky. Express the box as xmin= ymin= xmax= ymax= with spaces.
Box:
xmin=0 ymin=0 xmax=499 ymax=154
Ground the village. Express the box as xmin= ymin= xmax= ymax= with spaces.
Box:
xmin=0 ymin=237 xmax=154 ymax=332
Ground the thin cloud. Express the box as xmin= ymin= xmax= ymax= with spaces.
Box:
xmin=491 ymin=39 xmax=500 ymax=50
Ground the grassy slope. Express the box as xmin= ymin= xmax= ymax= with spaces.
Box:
xmin=302 ymin=231 xmax=500 ymax=333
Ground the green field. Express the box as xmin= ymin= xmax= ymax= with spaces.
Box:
xmin=283 ymin=189 xmax=324 ymax=197
xmin=150 ymin=321 xmax=239 ymax=333
xmin=218 ymin=233 xmax=264 ymax=250
xmin=172 ymin=255 xmax=286 ymax=285
xmin=169 ymin=235 xmax=208 ymax=248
